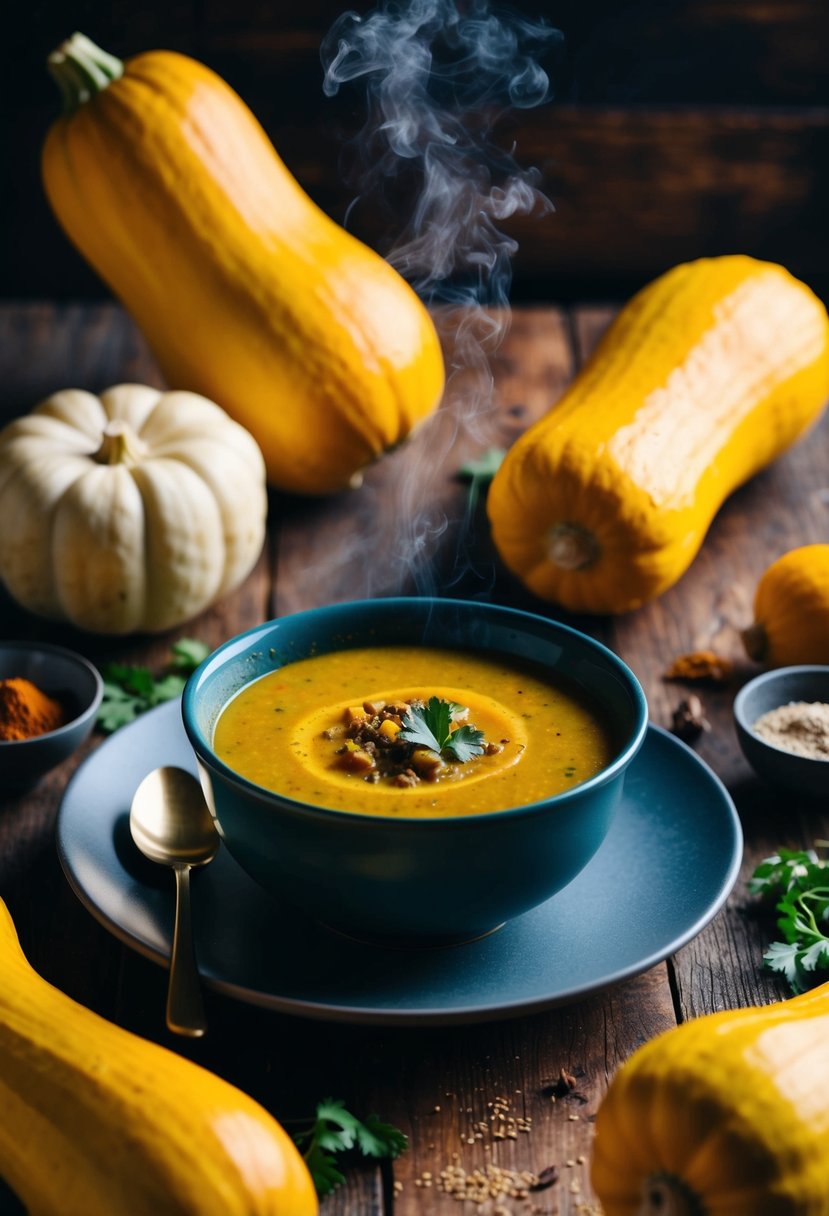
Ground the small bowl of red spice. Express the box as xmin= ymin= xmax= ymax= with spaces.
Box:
xmin=0 ymin=642 xmax=103 ymax=791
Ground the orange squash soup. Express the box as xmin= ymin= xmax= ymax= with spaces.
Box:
xmin=213 ymin=646 xmax=615 ymax=818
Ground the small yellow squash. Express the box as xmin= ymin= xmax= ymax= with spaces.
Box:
xmin=42 ymin=34 xmax=445 ymax=495
xmin=0 ymin=898 xmax=318 ymax=1215
xmin=742 ymin=545 xmax=829 ymax=668
xmin=0 ymin=384 xmax=267 ymax=633
xmin=591 ymin=981 xmax=829 ymax=1215
xmin=488 ymin=256 xmax=829 ymax=614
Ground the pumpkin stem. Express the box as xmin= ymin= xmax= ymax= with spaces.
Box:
xmin=637 ymin=1174 xmax=705 ymax=1216
xmin=740 ymin=622 xmax=767 ymax=662
xmin=94 ymin=421 xmax=146 ymax=467
xmin=546 ymin=522 xmax=599 ymax=571
xmin=47 ymin=32 xmax=124 ymax=114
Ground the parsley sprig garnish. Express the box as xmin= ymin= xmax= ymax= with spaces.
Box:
xmin=289 ymin=1098 xmax=407 ymax=1196
xmin=457 ymin=447 xmax=505 ymax=511
xmin=97 ymin=638 xmax=210 ymax=734
xmin=748 ymin=845 xmax=829 ymax=992
xmin=399 ymin=696 xmax=486 ymax=763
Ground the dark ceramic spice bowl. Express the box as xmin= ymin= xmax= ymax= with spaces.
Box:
xmin=183 ymin=598 xmax=648 ymax=945
xmin=733 ymin=665 xmax=829 ymax=799
xmin=0 ymin=641 xmax=103 ymax=792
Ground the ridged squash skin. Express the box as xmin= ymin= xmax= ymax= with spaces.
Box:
xmin=591 ymin=981 xmax=829 ymax=1216
xmin=0 ymin=899 xmax=318 ymax=1216
xmin=0 ymin=384 xmax=267 ymax=634
xmin=41 ymin=36 xmax=445 ymax=495
xmin=742 ymin=545 xmax=829 ymax=667
xmin=488 ymin=256 xmax=829 ymax=614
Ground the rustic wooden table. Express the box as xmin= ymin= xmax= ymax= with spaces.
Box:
xmin=1 ymin=300 xmax=828 ymax=1215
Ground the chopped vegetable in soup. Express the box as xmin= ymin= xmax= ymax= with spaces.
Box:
xmin=213 ymin=646 xmax=615 ymax=817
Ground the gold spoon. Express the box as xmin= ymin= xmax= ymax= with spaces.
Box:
xmin=129 ymin=766 xmax=220 ymax=1037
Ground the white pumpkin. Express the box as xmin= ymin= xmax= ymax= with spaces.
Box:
xmin=0 ymin=384 xmax=267 ymax=634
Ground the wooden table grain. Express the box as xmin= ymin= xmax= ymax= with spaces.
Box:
xmin=1 ymin=300 xmax=828 ymax=1215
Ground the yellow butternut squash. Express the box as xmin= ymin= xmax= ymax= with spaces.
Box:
xmin=742 ymin=545 xmax=829 ymax=668
xmin=42 ymin=33 xmax=444 ymax=495
xmin=488 ymin=256 xmax=829 ymax=614
xmin=0 ymin=898 xmax=317 ymax=1215
xmin=591 ymin=981 xmax=829 ymax=1215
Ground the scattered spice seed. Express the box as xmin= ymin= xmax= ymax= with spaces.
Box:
xmin=412 ymin=1078 xmax=603 ymax=1210
xmin=435 ymin=1162 xmax=542 ymax=1204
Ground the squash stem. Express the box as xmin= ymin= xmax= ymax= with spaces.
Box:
xmin=94 ymin=421 xmax=146 ymax=467
xmin=546 ymin=522 xmax=599 ymax=571
xmin=47 ymin=32 xmax=124 ymax=113
xmin=740 ymin=622 xmax=767 ymax=662
xmin=638 ymin=1174 xmax=705 ymax=1216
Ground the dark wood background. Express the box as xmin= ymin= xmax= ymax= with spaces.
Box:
xmin=6 ymin=0 xmax=829 ymax=303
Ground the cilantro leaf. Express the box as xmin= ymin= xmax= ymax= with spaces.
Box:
xmin=289 ymin=1098 xmax=408 ymax=1197
xmin=96 ymin=638 xmax=209 ymax=734
xmin=399 ymin=697 xmax=485 ymax=763
xmin=150 ymin=674 xmax=188 ymax=704
xmin=763 ymin=940 xmax=803 ymax=989
xmin=170 ymin=638 xmax=210 ymax=671
xmin=747 ymin=848 xmax=819 ymax=896
xmin=302 ymin=1144 xmax=346 ymax=1196
xmin=800 ymin=938 xmax=829 ymax=972
xmin=457 ymin=447 xmax=506 ymax=512
xmin=749 ymin=844 xmax=829 ymax=993
xmin=399 ymin=700 xmax=444 ymax=753
xmin=356 ymin=1114 xmax=409 ymax=1159
xmin=444 ymin=723 xmax=486 ymax=763
xmin=96 ymin=685 xmax=141 ymax=733
xmin=457 ymin=448 xmax=505 ymax=484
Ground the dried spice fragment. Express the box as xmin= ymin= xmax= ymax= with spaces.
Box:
xmin=664 ymin=649 xmax=732 ymax=685
xmin=530 ymin=1164 xmax=560 ymax=1190
xmin=670 ymin=694 xmax=711 ymax=741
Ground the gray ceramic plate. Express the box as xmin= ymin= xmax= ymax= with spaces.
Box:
xmin=57 ymin=700 xmax=742 ymax=1025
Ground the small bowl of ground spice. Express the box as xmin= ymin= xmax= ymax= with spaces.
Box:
xmin=0 ymin=641 xmax=103 ymax=791
xmin=733 ymin=665 xmax=829 ymax=799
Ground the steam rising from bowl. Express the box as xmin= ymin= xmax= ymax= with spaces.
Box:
xmin=315 ymin=0 xmax=560 ymax=599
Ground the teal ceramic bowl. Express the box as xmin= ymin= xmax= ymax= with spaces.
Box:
xmin=183 ymin=599 xmax=648 ymax=944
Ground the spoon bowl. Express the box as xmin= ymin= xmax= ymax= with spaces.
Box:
xmin=129 ymin=766 xmax=219 ymax=1036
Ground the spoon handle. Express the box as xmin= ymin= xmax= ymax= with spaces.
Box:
xmin=167 ymin=864 xmax=207 ymax=1037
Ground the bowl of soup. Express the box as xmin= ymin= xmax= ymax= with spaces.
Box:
xmin=182 ymin=598 xmax=648 ymax=943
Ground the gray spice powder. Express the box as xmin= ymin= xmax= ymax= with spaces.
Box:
xmin=752 ymin=700 xmax=829 ymax=760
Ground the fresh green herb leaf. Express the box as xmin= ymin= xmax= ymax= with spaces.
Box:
xmin=399 ymin=697 xmax=485 ymax=762
xmin=444 ymin=724 xmax=487 ymax=763
xmin=104 ymin=663 xmax=156 ymax=700
xmin=762 ymin=939 xmax=802 ymax=988
xmin=747 ymin=848 xmax=820 ymax=896
xmin=289 ymin=1098 xmax=407 ymax=1197
xmin=457 ymin=448 xmax=506 ymax=484
xmin=302 ymin=1144 xmax=346 ymax=1196
xmin=749 ymin=844 xmax=829 ymax=993
xmin=399 ymin=698 xmax=446 ymax=754
xmin=96 ymin=685 xmax=141 ymax=733
xmin=355 ymin=1114 xmax=409 ymax=1159
xmin=97 ymin=638 xmax=209 ymax=734
xmin=151 ymin=673 xmax=189 ymax=702
xmin=170 ymin=637 xmax=211 ymax=670
xmin=457 ymin=447 xmax=506 ymax=511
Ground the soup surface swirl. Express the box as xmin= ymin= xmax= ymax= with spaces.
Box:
xmin=213 ymin=646 xmax=615 ymax=817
